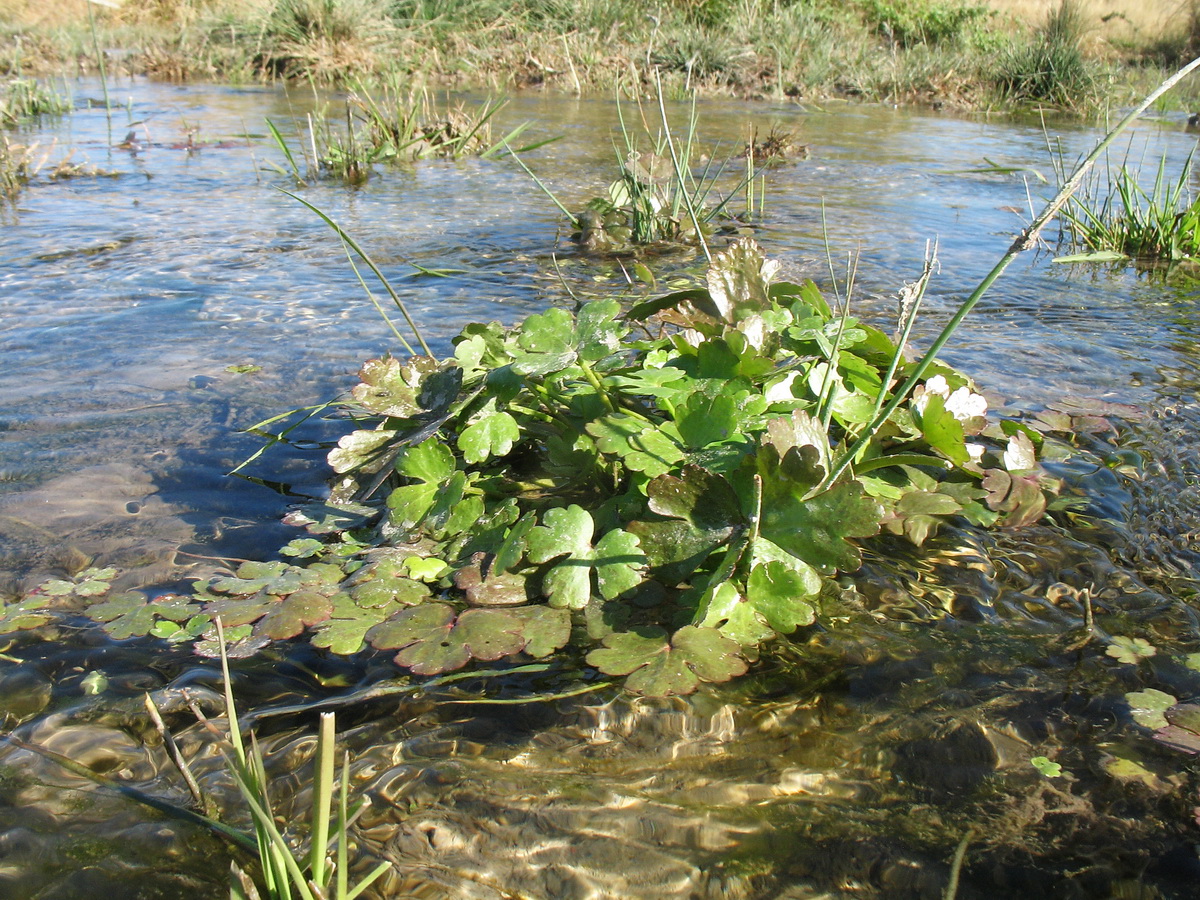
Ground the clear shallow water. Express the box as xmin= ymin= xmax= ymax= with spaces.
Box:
xmin=1 ymin=78 xmax=1200 ymax=898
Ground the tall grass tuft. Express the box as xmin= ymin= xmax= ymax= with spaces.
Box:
xmin=259 ymin=0 xmax=398 ymax=81
xmin=1057 ymin=146 xmax=1200 ymax=261
xmin=994 ymin=0 xmax=1096 ymax=108
xmin=217 ymin=621 xmax=391 ymax=900
xmin=267 ymin=83 xmax=546 ymax=184
xmin=0 ymin=78 xmax=71 ymax=127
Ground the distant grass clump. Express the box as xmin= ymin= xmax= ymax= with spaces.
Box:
xmin=259 ymin=0 xmax=399 ymax=81
xmin=994 ymin=0 xmax=1098 ymax=108
xmin=860 ymin=0 xmax=992 ymax=48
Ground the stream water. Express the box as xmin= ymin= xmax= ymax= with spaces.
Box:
xmin=1 ymin=78 xmax=1199 ymax=899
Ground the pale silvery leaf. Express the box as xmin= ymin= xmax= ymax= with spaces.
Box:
xmin=1003 ymin=431 xmax=1037 ymax=472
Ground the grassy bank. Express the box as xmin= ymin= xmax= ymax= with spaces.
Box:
xmin=0 ymin=0 xmax=1198 ymax=112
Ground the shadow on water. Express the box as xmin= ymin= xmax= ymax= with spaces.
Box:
xmin=1 ymin=81 xmax=1200 ymax=897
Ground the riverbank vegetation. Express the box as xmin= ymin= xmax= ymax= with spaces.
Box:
xmin=0 ymin=0 xmax=1197 ymax=111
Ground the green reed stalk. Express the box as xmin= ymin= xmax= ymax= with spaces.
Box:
xmin=282 ymin=189 xmax=432 ymax=356
xmin=824 ymin=54 xmax=1200 ymax=488
xmin=85 ymin=0 xmax=114 ymax=144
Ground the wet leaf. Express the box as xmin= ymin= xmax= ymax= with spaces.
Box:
xmin=311 ymin=595 xmax=406 ymax=655
xmin=513 ymin=300 xmax=625 ymax=373
xmin=705 ymin=238 xmax=779 ymax=322
xmin=80 ymin=670 xmax=108 ymax=695
xmin=1030 ymin=756 xmax=1063 ymax=778
xmin=387 ymin=439 xmax=456 ymax=532
xmin=1106 ymin=636 xmax=1156 ymax=664
xmin=745 ymin=560 xmax=819 ymax=633
xmin=454 ymin=553 xmax=530 ymax=606
xmin=0 ymin=595 xmax=55 ymax=633
xmin=351 ymin=356 xmax=462 ymax=418
xmin=914 ymin=393 xmax=969 ymax=466
xmin=281 ymin=538 xmax=325 ymax=559
xmin=526 ymin=506 xmax=646 ymax=608
xmin=587 ymin=625 xmax=748 ymax=696
xmin=759 ymin=476 xmax=882 ymax=574
xmin=209 ymin=561 xmax=308 ymax=597
xmin=1103 ymin=756 xmax=1172 ymax=791
xmin=698 ymin=581 xmax=776 ymax=645
xmin=328 ymin=428 xmax=400 ymax=475
xmin=87 ymin=592 xmax=200 ymax=640
xmin=587 ymin=414 xmax=685 ymax=479
xmin=459 ymin=409 xmax=520 ymax=463
xmin=283 ymin=500 xmax=377 ymax=534
xmin=254 ymin=590 xmax=335 ymax=641
xmin=368 ymin=603 xmax=526 ymax=674
xmin=510 ymin=605 xmax=572 ymax=658
xmin=1126 ymin=689 xmax=1176 ymax=730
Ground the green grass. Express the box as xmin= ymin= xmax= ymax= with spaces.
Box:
xmin=266 ymin=82 xmax=549 ymax=184
xmin=1056 ymin=146 xmax=1200 ymax=262
xmin=0 ymin=0 xmax=1191 ymax=112
xmin=994 ymin=0 xmax=1098 ymax=109
xmin=0 ymin=77 xmax=70 ymax=126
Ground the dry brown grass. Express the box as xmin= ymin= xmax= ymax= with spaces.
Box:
xmin=981 ymin=0 xmax=1190 ymax=50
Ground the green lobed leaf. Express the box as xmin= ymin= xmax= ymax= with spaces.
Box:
xmin=367 ymin=603 xmax=526 ymax=674
xmin=87 ymin=592 xmax=200 ymax=640
xmin=1126 ymin=689 xmax=1177 ymax=730
xmin=328 ymin=428 xmax=399 ymax=475
xmin=458 ymin=410 xmax=520 ymax=464
xmin=0 ymin=594 xmax=55 ymax=634
xmin=586 ymin=625 xmax=748 ymax=696
xmin=745 ymin=560 xmax=819 ymax=634
xmin=759 ymin=476 xmax=883 ymax=574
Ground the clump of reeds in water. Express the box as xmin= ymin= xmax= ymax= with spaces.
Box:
xmin=1058 ymin=146 xmax=1200 ymax=262
xmin=0 ymin=78 xmax=71 ymax=127
xmin=268 ymin=82 xmax=544 ymax=185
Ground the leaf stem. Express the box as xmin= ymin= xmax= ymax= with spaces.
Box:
xmin=825 ymin=54 xmax=1200 ymax=487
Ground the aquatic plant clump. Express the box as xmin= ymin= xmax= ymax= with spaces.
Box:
xmin=16 ymin=237 xmax=1070 ymax=697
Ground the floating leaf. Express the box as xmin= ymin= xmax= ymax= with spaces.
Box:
xmin=510 ymin=605 xmax=571 ymax=658
xmin=368 ymin=604 xmax=526 ymax=674
xmin=0 ymin=595 xmax=55 ymax=634
xmin=254 ymin=590 xmax=335 ymax=641
xmin=311 ymin=594 xmax=407 ymax=655
xmin=87 ymin=592 xmax=201 ymax=640
xmin=1106 ymin=636 xmax=1156 ymax=664
xmin=281 ymin=538 xmax=325 ymax=559
xmin=587 ymin=625 xmax=748 ymax=696
xmin=454 ymin=553 xmax=530 ymax=607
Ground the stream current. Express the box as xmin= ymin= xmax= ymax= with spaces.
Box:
xmin=0 ymin=79 xmax=1199 ymax=898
